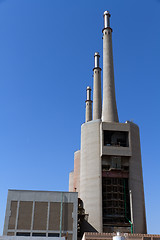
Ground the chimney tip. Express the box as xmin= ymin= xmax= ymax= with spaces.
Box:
xmin=94 ymin=52 xmax=100 ymax=68
xmin=103 ymin=10 xmax=111 ymax=29
xmin=104 ymin=10 xmax=110 ymax=16
xmin=94 ymin=52 xmax=100 ymax=57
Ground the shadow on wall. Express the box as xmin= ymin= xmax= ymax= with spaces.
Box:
xmin=63 ymin=196 xmax=73 ymax=232
xmin=80 ymin=220 xmax=98 ymax=236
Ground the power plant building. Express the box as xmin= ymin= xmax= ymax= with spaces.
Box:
xmin=3 ymin=190 xmax=78 ymax=240
xmin=69 ymin=11 xmax=147 ymax=234
xmin=1 ymin=10 xmax=152 ymax=240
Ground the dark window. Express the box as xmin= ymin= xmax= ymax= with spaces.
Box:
xmin=104 ymin=130 xmax=129 ymax=147
xmin=16 ymin=232 xmax=30 ymax=236
xmin=123 ymin=166 xmax=129 ymax=171
xmin=32 ymin=233 xmax=46 ymax=237
xmin=48 ymin=233 xmax=59 ymax=237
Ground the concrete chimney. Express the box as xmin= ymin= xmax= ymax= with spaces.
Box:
xmin=85 ymin=86 xmax=92 ymax=122
xmin=102 ymin=11 xmax=119 ymax=122
xmin=93 ymin=52 xmax=102 ymax=120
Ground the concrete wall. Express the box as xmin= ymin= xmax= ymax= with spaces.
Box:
xmin=80 ymin=120 xmax=102 ymax=233
xmin=69 ymin=171 xmax=74 ymax=192
xmin=93 ymin=68 xmax=102 ymax=120
xmin=69 ymin=150 xmax=80 ymax=195
xmin=129 ymin=122 xmax=147 ymax=233
xmin=3 ymin=190 xmax=78 ymax=240
xmin=73 ymin=150 xmax=80 ymax=195
xmin=102 ymin=28 xmax=118 ymax=123
xmin=101 ymin=122 xmax=132 ymax=157
xmin=85 ymin=101 xmax=92 ymax=123
xmin=0 ymin=237 xmax=65 ymax=240
xmin=100 ymin=121 xmax=147 ymax=233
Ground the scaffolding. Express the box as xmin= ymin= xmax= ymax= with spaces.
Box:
xmin=102 ymin=175 xmax=131 ymax=231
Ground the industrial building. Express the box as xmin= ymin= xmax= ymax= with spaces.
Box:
xmin=0 ymin=237 xmax=65 ymax=240
xmin=3 ymin=190 xmax=78 ymax=240
xmin=2 ymin=9 xmax=159 ymax=240
xmin=69 ymin=11 xmax=147 ymax=234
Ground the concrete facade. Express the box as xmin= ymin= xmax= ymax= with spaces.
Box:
xmin=75 ymin=120 xmax=147 ymax=233
xmin=85 ymin=87 xmax=92 ymax=123
xmin=3 ymin=190 xmax=78 ymax=240
xmin=69 ymin=150 xmax=81 ymax=195
xmin=102 ymin=12 xmax=118 ymax=123
xmin=128 ymin=122 xmax=147 ymax=233
xmin=69 ymin=10 xmax=147 ymax=235
xmin=73 ymin=150 xmax=81 ymax=195
xmin=80 ymin=120 xmax=102 ymax=233
xmin=0 ymin=237 xmax=65 ymax=240
xmin=69 ymin=172 xmax=74 ymax=193
xmin=101 ymin=121 xmax=147 ymax=233
xmin=93 ymin=52 xmax=102 ymax=120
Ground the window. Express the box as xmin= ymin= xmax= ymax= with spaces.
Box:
xmin=104 ymin=130 xmax=129 ymax=147
xmin=16 ymin=232 xmax=30 ymax=236
xmin=32 ymin=233 xmax=46 ymax=237
xmin=48 ymin=233 xmax=59 ymax=237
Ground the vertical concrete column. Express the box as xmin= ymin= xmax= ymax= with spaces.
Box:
xmin=129 ymin=122 xmax=147 ymax=233
xmin=102 ymin=11 xmax=119 ymax=122
xmin=85 ymin=86 xmax=92 ymax=122
xmin=46 ymin=202 xmax=50 ymax=236
xmin=15 ymin=201 xmax=20 ymax=236
xmin=80 ymin=120 xmax=102 ymax=232
xmin=69 ymin=171 xmax=74 ymax=192
xmin=31 ymin=201 xmax=35 ymax=235
xmin=93 ymin=52 xmax=102 ymax=120
xmin=73 ymin=150 xmax=80 ymax=194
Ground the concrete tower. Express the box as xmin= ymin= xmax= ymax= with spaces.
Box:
xmin=93 ymin=52 xmax=102 ymax=120
xmin=85 ymin=86 xmax=92 ymax=122
xmin=102 ymin=11 xmax=118 ymax=122
xmin=69 ymin=11 xmax=147 ymax=234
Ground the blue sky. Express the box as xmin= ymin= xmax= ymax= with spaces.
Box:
xmin=0 ymin=0 xmax=160 ymax=234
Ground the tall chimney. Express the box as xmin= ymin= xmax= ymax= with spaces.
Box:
xmin=102 ymin=11 xmax=119 ymax=122
xmin=93 ymin=52 xmax=102 ymax=120
xmin=85 ymin=86 xmax=92 ymax=122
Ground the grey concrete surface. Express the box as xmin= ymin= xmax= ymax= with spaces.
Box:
xmin=69 ymin=11 xmax=147 ymax=234
xmin=102 ymin=15 xmax=118 ymax=123
xmin=69 ymin=171 xmax=74 ymax=192
xmin=3 ymin=190 xmax=78 ymax=240
xmin=128 ymin=122 xmax=147 ymax=233
xmin=85 ymin=87 xmax=92 ymax=123
xmin=0 ymin=237 xmax=65 ymax=240
xmin=93 ymin=53 xmax=102 ymax=120
xmin=80 ymin=120 xmax=102 ymax=233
